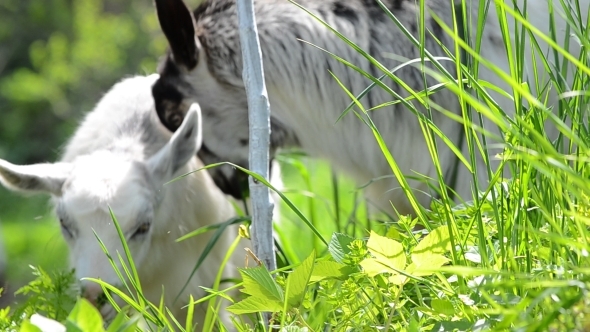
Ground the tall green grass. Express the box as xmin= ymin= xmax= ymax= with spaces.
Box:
xmin=276 ymin=0 xmax=590 ymax=330
xmin=229 ymin=0 xmax=590 ymax=329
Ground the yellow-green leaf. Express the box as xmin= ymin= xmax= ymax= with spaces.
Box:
xmin=286 ymin=250 xmax=315 ymax=308
xmin=311 ymin=260 xmax=352 ymax=282
xmin=367 ymin=231 xmax=406 ymax=270
xmin=431 ymin=299 xmax=455 ymax=316
xmin=413 ymin=226 xmax=451 ymax=262
xmin=226 ymin=295 xmax=283 ymax=314
xmin=407 ymin=254 xmax=450 ymax=276
xmin=386 ymin=227 xmax=402 ymax=241
xmin=19 ymin=319 xmax=44 ymax=332
xmin=65 ymin=298 xmax=105 ymax=332
xmin=360 ymin=257 xmax=394 ymax=277
xmin=388 ymin=273 xmax=409 ymax=286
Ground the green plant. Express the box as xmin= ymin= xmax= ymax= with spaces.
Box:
xmin=0 ymin=266 xmax=77 ymax=331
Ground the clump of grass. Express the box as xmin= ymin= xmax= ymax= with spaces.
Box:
xmin=221 ymin=0 xmax=590 ymax=330
xmin=0 ymin=266 xmax=77 ymax=331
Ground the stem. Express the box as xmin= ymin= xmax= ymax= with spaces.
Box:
xmin=236 ymin=0 xmax=276 ymax=272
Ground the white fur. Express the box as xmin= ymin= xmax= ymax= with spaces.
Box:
xmin=0 ymin=75 xmax=244 ymax=327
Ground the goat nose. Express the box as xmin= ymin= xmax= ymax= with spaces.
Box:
xmin=82 ymin=283 xmax=104 ymax=307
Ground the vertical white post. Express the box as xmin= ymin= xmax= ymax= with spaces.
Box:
xmin=236 ymin=0 xmax=276 ymax=273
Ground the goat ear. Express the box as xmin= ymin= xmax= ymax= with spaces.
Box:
xmin=155 ymin=0 xmax=199 ymax=69
xmin=0 ymin=159 xmax=72 ymax=196
xmin=148 ymin=102 xmax=202 ymax=180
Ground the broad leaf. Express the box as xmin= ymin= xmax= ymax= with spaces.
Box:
xmin=226 ymin=295 xmax=283 ymax=314
xmin=386 ymin=227 xmax=403 ymax=241
xmin=239 ymin=266 xmax=284 ymax=302
xmin=328 ymin=233 xmax=355 ymax=263
xmin=431 ymin=299 xmax=455 ymax=316
xmin=388 ymin=273 xmax=409 ymax=286
xmin=19 ymin=319 xmax=44 ymax=332
xmin=286 ymin=251 xmax=315 ymax=308
xmin=65 ymin=298 xmax=105 ymax=332
xmin=412 ymin=226 xmax=451 ymax=263
xmin=106 ymin=310 xmax=140 ymax=332
xmin=310 ymin=260 xmax=351 ymax=282
xmin=406 ymin=254 xmax=450 ymax=276
xmin=360 ymin=258 xmax=393 ymax=277
xmin=366 ymin=231 xmax=406 ymax=270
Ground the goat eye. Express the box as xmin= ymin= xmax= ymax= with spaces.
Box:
xmin=59 ymin=218 xmax=74 ymax=238
xmin=131 ymin=222 xmax=151 ymax=238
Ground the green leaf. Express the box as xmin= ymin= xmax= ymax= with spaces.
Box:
xmin=406 ymin=254 xmax=450 ymax=276
xmin=431 ymin=299 xmax=455 ymax=316
xmin=412 ymin=226 xmax=452 ymax=263
xmin=408 ymin=315 xmax=420 ymax=332
xmin=388 ymin=273 xmax=409 ymax=286
xmin=386 ymin=227 xmax=403 ymax=241
xmin=280 ymin=327 xmax=309 ymax=332
xmin=431 ymin=319 xmax=473 ymax=332
xmin=286 ymin=250 xmax=315 ymax=308
xmin=239 ymin=266 xmax=284 ymax=303
xmin=106 ymin=310 xmax=140 ymax=332
xmin=360 ymin=232 xmax=407 ymax=283
xmin=328 ymin=233 xmax=355 ymax=263
xmin=310 ymin=260 xmax=352 ymax=282
xmin=226 ymin=295 xmax=284 ymax=314
xmin=65 ymin=298 xmax=106 ymax=332
xmin=366 ymin=231 xmax=406 ymax=270
xmin=19 ymin=319 xmax=43 ymax=332
xmin=360 ymin=258 xmax=393 ymax=277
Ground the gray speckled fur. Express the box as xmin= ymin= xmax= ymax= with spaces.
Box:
xmin=154 ymin=0 xmax=586 ymax=215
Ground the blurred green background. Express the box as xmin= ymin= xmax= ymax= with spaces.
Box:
xmin=0 ymin=0 xmax=204 ymax=304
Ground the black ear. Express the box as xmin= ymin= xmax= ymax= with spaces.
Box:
xmin=152 ymin=74 xmax=187 ymax=132
xmin=155 ymin=0 xmax=199 ymax=69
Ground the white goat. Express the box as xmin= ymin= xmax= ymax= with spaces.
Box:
xmin=151 ymin=0 xmax=588 ymax=216
xmin=0 ymin=74 xmax=244 ymax=326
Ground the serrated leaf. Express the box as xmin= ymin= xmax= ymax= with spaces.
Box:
xmin=388 ymin=273 xmax=409 ymax=286
xmin=226 ymin=295 xmax=283 ymax=314
xmin=286 ymin=251 xmax=315 ymax=308
xmin=413 ymin=226 xmax=451 ymax=263
xmin=328 ymin=233 xmax=355 ymax=263
xmin=65 ymin=298 xmax=106 ymax=332
xmin=407 ymin=254 xmax=450 ymax=276
xmin=367 ymin=231 xmax=406 ymax=270
xmin=310 ymin=260 xmax=351 ymax=282
xmin=239 ymin=266 xmax=284 ymax=302
xmin=431 ymin=299 xmax=455 ymax=316
xmin=360 ymin=257 xmax=391 ymax=276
